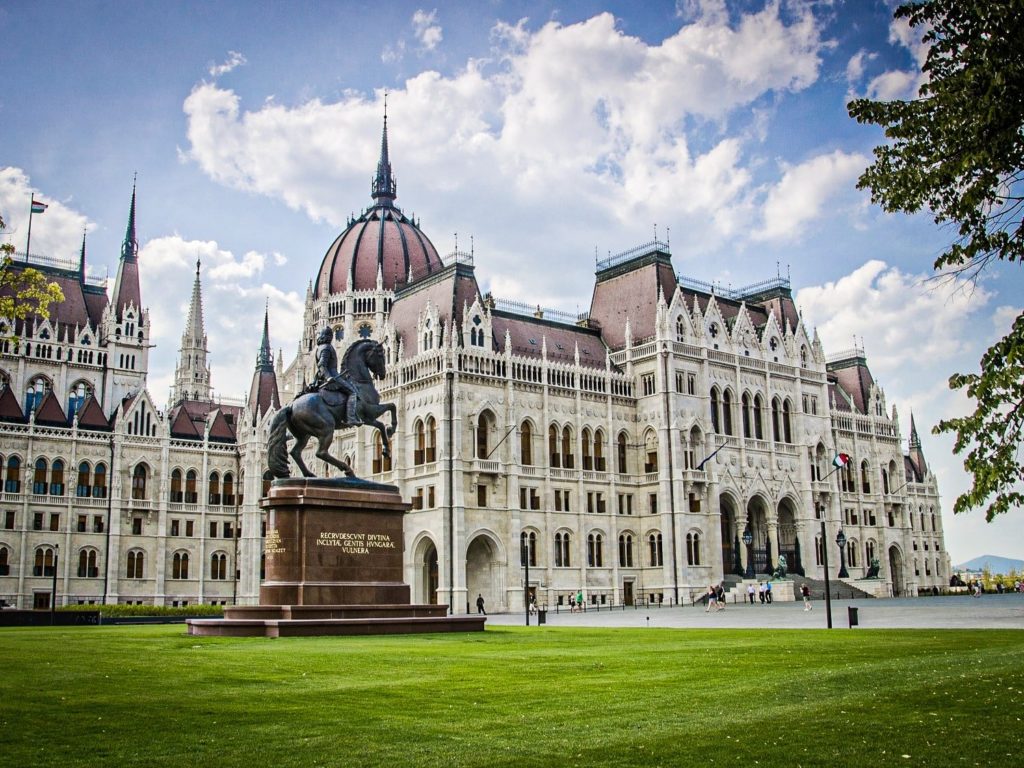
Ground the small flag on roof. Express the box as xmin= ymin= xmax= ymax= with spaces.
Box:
xmin=832 ymin=452 xmax=851 ymax=468
xmin=31 ymin=198 xmax=48 ymax=214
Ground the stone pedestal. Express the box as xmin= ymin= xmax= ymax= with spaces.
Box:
xmin=187 ymin=479 xmax=484 ymax=638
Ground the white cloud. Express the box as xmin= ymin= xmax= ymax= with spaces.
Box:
xmin=412 ymin=9 xmax=443 ymax=51
xmin=754 ymin=150 xmax=868 ymax=241
xmin=797 ymin=260 xmax=992 ymax=373
xmin=0 ymin=167 xmax=94 ymax=267
xmin=182 ymin=8 xmax=828 ymax=303
xmin=860 ymin=15 xmax=930 ymax=101
xmin=139 ymin=235 xmax=302 ymax=405
xmin=208 ymin=50 xmax=247 ymax=78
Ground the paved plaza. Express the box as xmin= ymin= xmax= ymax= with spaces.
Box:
xmin=483 ymin=593 xmax=1024 ymax=630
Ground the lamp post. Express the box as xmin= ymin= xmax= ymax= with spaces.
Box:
xmin=742 ymin=527 xmax=754 ymax=579
xmin=836 ymin=529 xmax=849 ymax=579
xmin=521 ymin=539 xmax=530 ymax=627
xmin=50 ymin=544 xmax=59 ymax=625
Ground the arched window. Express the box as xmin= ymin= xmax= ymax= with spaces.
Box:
xmin=881 ymin=468 xmax=889 ymax=495
xmin=686 ymin=532 xmax=702 ymax=566
xmin=33 ymin=458 xmax=48 ymax=495
xmin=771 ymin=398 xmax=782 ymax=442
xmin=126 ymin=550 xmax=144 ymax=579
xmin=131 ymin=464 xmax=148 ymax=500
xmin=50 ymin=459 xmax=65 ymax=495
xmin=848 ymin=539 xmax=859 ymax=568
xmin=0 ymin=545 xmax=9 ymax=576
xmin=782 ymin=399 xmax=793 ymax=443
xmin=520 ymin=531 xmax=537 ymax=567
xmin=210 ymin=552 xmax=227 ymax=580
xmin=34 ymin=545 xmax=56 ymax=576
xmin=414 ymin=419 xmax=426 ymax=465
xmin=520 ymin=421 xmax=533 ymax=466
xmin=67 ymin=380 xmax=90 ymax=419
xmin=753 ymin=394 xmax=764 ymax=440
xmin=722 ymin=390 xmax=734 ymax=435
xmin=861 ymin=462 xmax=871 ymax=493
xmin=25 ymin=375 xmax=49 ymax=412
xmin=582 ymin=428 xmax=593 ymax=471
xmin=208 ymin=472 xmax=221 ymax=505
xmin=92 ymin=463 xmax=107 ymax=498
xmin=649 ymin=533 xmax=664 ymax=566
xmin=172 ymin=552 xmax=189 ymax=580
xmin=741 ymin=393 xmax=751 ymax=438
xmin=4 ymin=456 xmax=21 ymax=493
xmin=588 ymin=533 xmax=604 ymax=567
xmin=223 ymin=473 xmax=235 ymax=506
xmin=617 ymin=432 xmax=628 ymax=474
xmin=184 ymin=470 xmax=198 ymax=504
xmin=594 ymin=429 xmax=606 ymax=472
xmin=643 ymin=431 xmax=658 ymax=474
xmin=76 ymin=461 xmax=91 ymax=497
xmin=710 ymin=387 xmax=720 ymax=433
xmin=618 ymin=534 xmax=634 ymax=567
xmin=476 ymin=412 xmax=491 ymax=459
xmin=554 ymin=532 xmax=571 ymax=567
xmin=561 ymin=426 xmax=574 ymax=469
xmin=77 ymin=548 xmax=99 ymax=578
xmin=815 ymin=536 xmax=824 ymax=566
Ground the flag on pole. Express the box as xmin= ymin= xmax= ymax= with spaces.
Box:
xmin=832 ymin=452 xmax=851 ymax=468
xmin=30 ymin=199 xmax=48 ymax=214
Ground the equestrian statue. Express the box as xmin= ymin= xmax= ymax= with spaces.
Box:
xmin=267 ymin=330 xmax=397 ymax=479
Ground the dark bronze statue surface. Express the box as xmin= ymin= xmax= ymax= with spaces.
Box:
xmin=267 ymin=334 xmax=396 ymax=479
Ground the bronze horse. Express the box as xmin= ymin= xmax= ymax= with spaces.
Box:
xmin=267 ymin=339 xmax=397 ymax=478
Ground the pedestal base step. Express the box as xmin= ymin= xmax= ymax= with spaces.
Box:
xmin=186 ymin=604 xmax=485 ymax=638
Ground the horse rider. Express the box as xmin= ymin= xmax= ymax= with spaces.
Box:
xmin=313 ymin=327 xmax=359 ymax=425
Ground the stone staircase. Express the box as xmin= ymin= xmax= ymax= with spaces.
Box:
xmin=790 ymin=573 xmax=877 ymax=601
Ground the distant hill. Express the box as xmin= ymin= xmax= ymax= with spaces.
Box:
xmin=955 ymin=555 xmax=1024 ymax=574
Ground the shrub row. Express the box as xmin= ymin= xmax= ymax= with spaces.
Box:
xmin=58 ymin=604 xmax=225 ymax=618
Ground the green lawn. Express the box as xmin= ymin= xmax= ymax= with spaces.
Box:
xmin=0 ymin=625 xmax=1020 ymax=767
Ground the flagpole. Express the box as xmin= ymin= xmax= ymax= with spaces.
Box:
xmin=25 ymin=194 xmax=34 ymax=262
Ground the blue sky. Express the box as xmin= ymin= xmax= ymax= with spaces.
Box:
xmin=1 ymin=0 xmax=1021 ymax=563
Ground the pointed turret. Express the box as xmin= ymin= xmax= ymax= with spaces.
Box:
xmin=906 ymin=411 xmax=928 ymax=481
xmin=248 ymin=303 xmax=281 ymax=423
xmin=111 ymin=180 xmax=142 ymax=321
xmin=79 ymin=231 xmax=87 ymax=283
xmin=170 ymin=257 xmax=212 ymax=404
xmin=370 ymin=99 xmax=397 ymax=206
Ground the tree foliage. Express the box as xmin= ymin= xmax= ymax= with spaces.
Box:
xmin=848 ymin=0 xmax=1024 ymax=521
xmin=0 ymin=213 xmax=66 ymax=333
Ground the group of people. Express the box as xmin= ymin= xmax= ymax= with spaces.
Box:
xmin=568 ymin=590 xmax=585 ymax=612
xmin=745 ymin=581 xmax=774 ymax=604
xmin=705 ymin=583 xmax=727 ymax=612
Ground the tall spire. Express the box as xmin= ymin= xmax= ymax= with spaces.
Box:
xmin=111 ymin=178 xmax=142 ymax=320
xmin=256 ymin=301 xmax=273 ymax=371
xmin=907 ymin=410 xmax=928 ymax=479
xmin=909 ymin=411 xmax=921 ymax=449
xmin=371 ymin=95 xmax=397 ymax=205
xmin=184 ymin=257 xmax=206 ymax=344
xmin=170 ymin=256 xmax=211 ymax=403
xmin=249 ymin=301 xmax=281 ymax=422
xmin=79 ymin=230 xmax=87 ymax=283
xmin=121 ymin=175 xmax=138 ymax=263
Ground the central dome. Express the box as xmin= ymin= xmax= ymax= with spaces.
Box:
xmin=313 ymin=116 xmax=443 ymax=297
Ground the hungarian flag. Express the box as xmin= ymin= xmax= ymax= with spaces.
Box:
xmin=31 ymin=198 xmax=47 ymax=214
xmin=833 ymin=452 xmax=851 ymax=468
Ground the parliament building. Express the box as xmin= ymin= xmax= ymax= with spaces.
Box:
xmin=0 ymin=120 xmax=950 ymax=612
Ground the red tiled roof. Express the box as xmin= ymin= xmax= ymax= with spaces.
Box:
xmin=34 ymin=390 xmax=68 ymax=426
xmin=74 ymin=395 xmax=110 ymax=431
xmin=0 ymin=386 xmax=25 ymax=423
xmin=389 ymin=265 xmax=480 ymax=351
xmin=167 ymin=400 xmax=242 ymax=442
xmin=829 ymin=360 xmax=874 ymax=415
xmin=248 ymin=370 xmax=280 ymax=422
xmin=491 ymin=313 xmax=607 ymax=369
xmin=590 ymin=257 xmax=676 ymax=349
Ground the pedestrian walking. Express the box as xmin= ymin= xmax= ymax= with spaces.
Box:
xmin=747 ymin=583 xmax=756 ymax=604
xmin=705 ymin=584 xmax=717 ymax=613
xmin=765 ymin=580 xmax=773 ymax=604
xmin=801 ymin=584 xmax=812 ymax=611
xmin=476 ymin=594 xmax=487 ymax=615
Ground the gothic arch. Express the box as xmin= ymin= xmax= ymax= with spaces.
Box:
xmin=465 ymin=530 xmax=504 ymax=613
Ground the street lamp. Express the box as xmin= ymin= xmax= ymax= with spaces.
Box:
xmin=836 ymin=529 xmax=849 ymax=579
xmin=742 ymin=527 xmax=754 ymax=579
xmin=50 ymin=543 xmax=59 ymax=625
xmin=520 ymin=539 xmax=530 ymax=627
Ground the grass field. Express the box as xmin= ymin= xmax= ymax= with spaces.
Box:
xmin=0 ymin=625 xmax=1021 ymax=767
